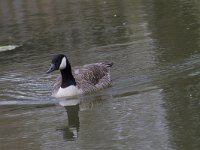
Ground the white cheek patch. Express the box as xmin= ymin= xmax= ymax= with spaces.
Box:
xmin=59 ymin=57 xmax=66 ymax=69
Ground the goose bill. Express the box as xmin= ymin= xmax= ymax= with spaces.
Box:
xmin=47 ymin=64 xmax=56 ymax=74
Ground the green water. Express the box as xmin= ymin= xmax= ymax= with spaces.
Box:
xmin=0 ymin=0 xmax=199 ymax=150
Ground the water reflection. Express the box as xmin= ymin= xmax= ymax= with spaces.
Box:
xmin=143 ymin=0 xmax=200 ymax=149
xmin=0 ymin=0 xmax=131 ymax=50
xmin=58 ymin=103 xmax=80 ymax=141
xmin=57 ymin=95 xmax=105 ymax=141
xmin=145 ymin=0 xmax=200 ymax=63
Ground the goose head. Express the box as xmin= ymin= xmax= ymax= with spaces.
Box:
xmin=47 ymin=54 xmax=68 ymax=74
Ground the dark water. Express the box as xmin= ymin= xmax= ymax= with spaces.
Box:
xmin=0 ymin=0 xmax=199 ymax=150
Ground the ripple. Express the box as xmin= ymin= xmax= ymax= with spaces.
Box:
xmin=113 ymin=86 xmax=162 ymax=98
xmin=0 ymin=72 xmax=53 ymax=104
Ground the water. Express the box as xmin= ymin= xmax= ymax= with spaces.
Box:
xmin=0 ymin=0 xmax=199 ymax=150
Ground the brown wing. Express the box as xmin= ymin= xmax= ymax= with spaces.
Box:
xmin=73 ymin=63 xmax=113 ymax=93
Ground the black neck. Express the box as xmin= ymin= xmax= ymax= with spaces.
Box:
xmin=60 ymin=64 xmax=76 ymax=88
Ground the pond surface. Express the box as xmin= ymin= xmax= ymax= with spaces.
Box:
xmin=0 ymin=0 xmax=200 ymax=150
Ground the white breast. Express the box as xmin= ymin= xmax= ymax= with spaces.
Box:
xmin=53 ymin=85 xmax=82 ymax=98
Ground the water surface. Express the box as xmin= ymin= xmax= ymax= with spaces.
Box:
xmin=0 ymin=0 xmax=199 ymax=150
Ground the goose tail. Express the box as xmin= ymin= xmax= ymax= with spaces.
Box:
xmin=105 ymin=62 xmax=114 ymax=68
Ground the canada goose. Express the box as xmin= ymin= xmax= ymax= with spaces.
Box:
xmin=47 ymin=54 xmax=113 ymax=98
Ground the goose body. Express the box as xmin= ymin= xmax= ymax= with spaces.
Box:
xmin=47 ymin=54 xmax=113 ymax=98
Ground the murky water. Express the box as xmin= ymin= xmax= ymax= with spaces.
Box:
xmin=0 ymin=0 xmax=199 ymax=150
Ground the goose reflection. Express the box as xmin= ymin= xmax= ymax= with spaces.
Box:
xmin=56 ymin=99 xmax=80 ymax=141
xmin=58 ymin=95 xmax=105 ymax=141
